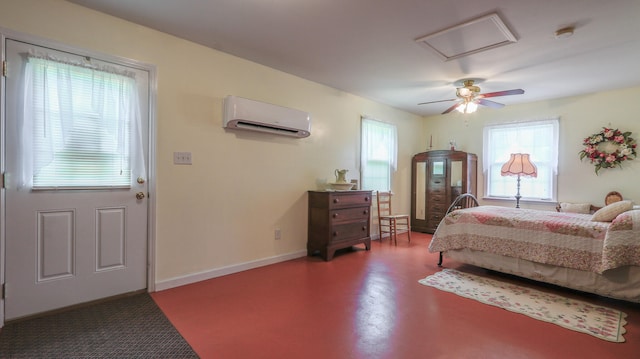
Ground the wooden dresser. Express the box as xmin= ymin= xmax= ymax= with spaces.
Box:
xmin=411 ymin=150 xmax=477 ymax=233
xmin=307 ymin=190 xmax=372 ymax=261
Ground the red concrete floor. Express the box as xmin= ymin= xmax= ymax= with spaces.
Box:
xmin=152 ymin=232 xmax=640 ymax=359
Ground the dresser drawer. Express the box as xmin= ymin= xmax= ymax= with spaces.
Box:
xmin=427 ymin=218 xmax=441 ymax=230
xmin=331 ymin=221 xmax=369 ymax=242
xmin=428 ymin=201 xmax=447 ymax=212
xmin=331 ymin=207 xmax=370 ymax=223
xmin=428 ymin=194 xmax=447 ymax=206
xmin=430 ymin=178 xmax=446 ymax=188
xmin=428 ymin=211 xmax=445 ymax=222
xmin=329 ymin=192 xmax=372 ymax=209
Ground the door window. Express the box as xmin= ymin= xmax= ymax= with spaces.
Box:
xmin=22 ymin=54 xmax=146 ymax=189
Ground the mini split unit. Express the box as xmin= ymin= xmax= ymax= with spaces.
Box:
xmin=223 ymin=95 xmax=311 ymax=138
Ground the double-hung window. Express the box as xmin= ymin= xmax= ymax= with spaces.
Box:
xmin=360 ymin=117 xmax=397 ymax=191
xmin=483 ymin=118 xmax=559 ymax=202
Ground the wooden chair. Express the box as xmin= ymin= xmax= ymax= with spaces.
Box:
xmin=376 ymin=191 xmax=411 ymax=245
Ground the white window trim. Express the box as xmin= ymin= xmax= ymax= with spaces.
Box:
xmin=360 ymin=116 xmax=398 ymax=192
xmin=482 ymin=117 xmax=559 ymax=204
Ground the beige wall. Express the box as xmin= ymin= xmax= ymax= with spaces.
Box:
xmin=424 ymin=86 xmax=640 ymax=210
xmin=1 ymin=0 xmax=424 ymax=285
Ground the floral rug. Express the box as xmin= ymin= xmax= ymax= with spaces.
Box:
xmin=419 ymin=269 xmax=627 ymax=342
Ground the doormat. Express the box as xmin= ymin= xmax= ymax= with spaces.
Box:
xmin=0 ymin=293 xmax=199 ymax=358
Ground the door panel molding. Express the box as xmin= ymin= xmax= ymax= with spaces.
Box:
xmin=37 ymin=210 xmax=76 ymax=281
xmin=96 ymin=207 xmax=126 ymax=271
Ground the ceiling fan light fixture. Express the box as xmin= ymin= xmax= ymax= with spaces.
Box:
xmin=457 ymin=87 xmax=472 ymax=97
xmin=456 ymin=101 xmax=478 ymax=114
xmin=419 ymin=78 xmax=523 ymax=115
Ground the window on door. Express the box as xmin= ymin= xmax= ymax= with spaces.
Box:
xmin=22 ymin=55 xmax=145 ymax=189
xmin=483 ymin=118 xmax=559 ymax=202
xmin=360 ymin=117 xmax=397 ymax=191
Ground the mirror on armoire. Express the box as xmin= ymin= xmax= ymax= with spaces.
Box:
xmin=432 ymin=160 xmax=444 ymax=176
xmin=415 ymin=162 xmax=426 ymax=220
xmin=451 ymin=160 xmax=462 ymax=199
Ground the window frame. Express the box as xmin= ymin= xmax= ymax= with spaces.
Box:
xmin=360 ymin=117 xmax=397 ymax=192
xmin=483 ymin=118 xmax=559 ymax=203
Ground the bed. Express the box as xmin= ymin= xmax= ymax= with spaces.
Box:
xmin=428 ymin=194 xmax=640 ymax=303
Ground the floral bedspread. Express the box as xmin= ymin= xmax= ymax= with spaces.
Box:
xmin=428 ymin=206 xmax=640 ymax=274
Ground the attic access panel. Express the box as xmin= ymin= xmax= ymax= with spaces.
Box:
xmin=415 ymin=13 xmax=517 ymax=61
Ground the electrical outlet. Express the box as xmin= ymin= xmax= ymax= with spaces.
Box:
xmin=173 ymin=152 xmax=192 ymax=165
xmin=274 ymin=228 xmax=281 ymax=240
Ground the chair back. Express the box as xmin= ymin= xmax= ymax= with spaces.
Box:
xmin=376 ymin=191 xmax=393 ymax=217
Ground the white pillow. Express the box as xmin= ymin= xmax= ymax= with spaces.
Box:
xmin=559 ymin=202 xmax=591 ymax=214
xmin=591 ymin=200 xmax=633 ymax=222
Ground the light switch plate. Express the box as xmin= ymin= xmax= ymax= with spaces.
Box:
xmin=173 ymin=152 xmax=192 ymax=165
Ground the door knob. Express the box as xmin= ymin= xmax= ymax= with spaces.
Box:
xmin=136 ymin=192 xmax=145 ymax=200
xmin=137 ymin=177 xmax=146 ymax=184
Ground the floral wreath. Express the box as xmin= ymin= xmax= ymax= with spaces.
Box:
xmin=579 ymin=127 xmax=637 ymax=174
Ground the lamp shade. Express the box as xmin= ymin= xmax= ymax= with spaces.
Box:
xmin=501 ymin=153 xmax=537 ymax=177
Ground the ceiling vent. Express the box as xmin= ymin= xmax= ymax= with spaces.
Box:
xmin=415 ymin=13 xmax=517 ymax=61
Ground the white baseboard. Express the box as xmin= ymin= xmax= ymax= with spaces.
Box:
xmin=154 ymin=250 xmax=307 ymax=291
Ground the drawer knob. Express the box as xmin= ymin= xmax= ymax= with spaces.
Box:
xmin=364 ymin=196 xmax=369 ymax=202
xmin=363 ymin=210 xmax=368 ymax=215
xmin=333 ymin=213 xmax=339 ymax=218
xmin=362 ymin=226 xmax=367 ymax=231
xmin=333 ymin=198 xmax=340 ymax=203
xmin=333 ymin=231 xmax=338 ymax=236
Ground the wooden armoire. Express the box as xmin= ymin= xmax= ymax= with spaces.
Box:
xmin=411 ymin=150 xmax=477 ymax=233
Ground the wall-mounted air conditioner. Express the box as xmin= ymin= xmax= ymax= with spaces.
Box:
xmin=223 ymin=95 xmax=311 ymax=138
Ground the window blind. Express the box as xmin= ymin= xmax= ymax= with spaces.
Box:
xmin=23 ymin=56 xmax=141 ymax=189
xmin=361 ymin=117 xmax=397 ymax=191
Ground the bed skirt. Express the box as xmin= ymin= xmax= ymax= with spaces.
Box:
xmin=444 ymin=249 xmax=640 ymax=303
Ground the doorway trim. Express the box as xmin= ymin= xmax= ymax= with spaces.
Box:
xmin=0 ymin=27 xmax=157 ymax=327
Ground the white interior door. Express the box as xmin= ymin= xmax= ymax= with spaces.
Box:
xmin=3 ymin=38 xmax=150 ymax=321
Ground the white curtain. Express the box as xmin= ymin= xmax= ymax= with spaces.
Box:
xmin=360 ymin=117 xmax=398 ymax=191
xmin=483 ymin=118 xmax=559 ymax=200
xmin=20 ymin=54 xmax=146 ymax=189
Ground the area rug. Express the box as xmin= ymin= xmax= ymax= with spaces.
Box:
xmin=0 ymin=293 xmax=199 ymax=358
xmin=419 ymin=269 xmax=627 ymax=342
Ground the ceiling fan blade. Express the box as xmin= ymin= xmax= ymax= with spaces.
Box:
xmin=442 ymin=103 xmax=462 ymax=114
xmin=418 ymin=98 xmax=457 ymax=105
xmin=479 ymin=89 xmax=524 ymax=98
xmin=477 ymin=98 xmax=505 ymax=109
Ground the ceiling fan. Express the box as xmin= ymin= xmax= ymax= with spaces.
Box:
xmin=418 ymin=79 xmax=524 ymax=114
